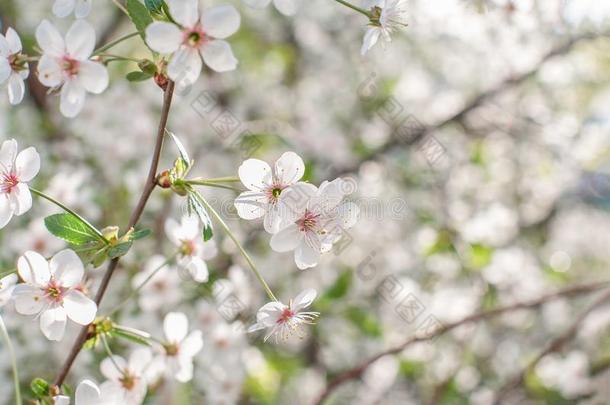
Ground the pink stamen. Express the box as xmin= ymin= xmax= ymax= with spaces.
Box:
xmin=1 ymin=172 xmax=19 ymax=194
xmin=277 ymin=308 xmax=295 ymax=324
xmin=44 ymin=279 xmax=66 ymax=304
xmin=183 ymin=26 xmax=208 ymax=48
xmin=62 ymin=55 xmax=80 ymax=77
xmin=296 ymin=210 xmax=320 ymax=232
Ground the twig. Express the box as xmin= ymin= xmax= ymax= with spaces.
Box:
xmin=312 ymin=280 xmax=610 ymax=404
xmin=52 ymin=81 xmax=176 ymax=388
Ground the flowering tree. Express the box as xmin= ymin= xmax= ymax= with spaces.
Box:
xmin=1 ymin=0 xmax=610 ymax=404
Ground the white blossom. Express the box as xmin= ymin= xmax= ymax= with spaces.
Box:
xmin=100 ymin=348 xmax=153 ymax=405
xmin=53 ymin=0 xmax=93 ymax=19
xmin=36 ymin=19 xmax=109 ymax=117
xmin=361 ymin=0 xmax=408 ymax=55
xmin=0 ymin=28 xmax=28 ymax=105
xmin=53 ymin=379 xmax=119 ymax=405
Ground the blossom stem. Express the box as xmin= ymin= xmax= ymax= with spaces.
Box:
xmin=111 ymin=0 xmax=129 ymax=16
xmin=195 ymin=193 xmax=278 ymax=302
xmin=332 ymin=0 xmax=371 ymax=17
xmin=186 ymin=180 xmax=241 ymax=192
xmin=93 ymin=31 xmax=139 ymax=55
xmin=0 ymin=315 xmax=22 ymax=405
xmin=190 ymin=176 xmax=241 ymax=183
xmin=0 ymin=268 xmax=16 ymax=279
xmin=98 ymin=53 xmax=142 ymax=63
xmin=100 ymin=334 xmax=123 ymax=373
xmin=29 ymin=187 xmax=109 ymax=245
xmin=106 ymin=253 xmax=178 ymax=316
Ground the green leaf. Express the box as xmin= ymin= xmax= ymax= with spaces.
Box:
xmin=126 ymin=71 xmax=153 ymax=82
xmin=126 ymin=0 xmax=153 ymax=39
xmin=44 ymin=213 xmax=101 ymax=245
xmin=130 ymin=228 xmax=151 ymax=241
xmin=30 ymin=378 xmax=49 ymax=398
xmin=137 ymin=59 xmax=157 ymax=75
xmin=168 ymin=131 xmax=191 ymax=168
xmin=187 ymin=191 xmax=213 ymax=241
xmin=144 ymin=0 xmax=164 ymax=12
xmin=107 ymin=241 xmax=133 ymax=259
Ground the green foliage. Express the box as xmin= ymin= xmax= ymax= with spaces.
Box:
xmin=187 ymin=190 xmax=214 ymax=242
xmin=107 ymin=241 xmax=133 ymax=259
xmin=44 ymin=213 xmax=102 ymax=245
xmin=126 ymin=0 xmax=153 ymax=40
xmin=346 ymin=306 xmax=383 ymax=337
xmin=30 ymin=378 xmax=49 ymax=398
xmin=126 ymin=71 xmax=153 ymax=82
xmin=144 ymin=0 xmax=164 ymax=13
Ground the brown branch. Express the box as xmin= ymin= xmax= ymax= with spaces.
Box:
xmin=52 ymin=81 xmax=176 ymax=388
xmin=312 ymin=280 xmax=610 ymax=404
xmin=492 ymin=288 xmax=610 ymax=404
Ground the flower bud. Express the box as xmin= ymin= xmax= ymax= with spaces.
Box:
xmin=157 ymin=170 xmax=172 ymax=188
xmin=154 ymin=72 xmax=169 ymax=90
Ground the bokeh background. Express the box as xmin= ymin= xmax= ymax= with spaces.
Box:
xmin=1 ymin=0 xmax=610 ymax=403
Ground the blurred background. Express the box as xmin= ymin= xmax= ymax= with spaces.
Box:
xmin=1 ymin=0 xmax=610 ymax=403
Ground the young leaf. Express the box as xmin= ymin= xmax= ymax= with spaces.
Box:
xmin=187 ymin=191 xmax=214 ymax=241
xmin=130 ymin=228 xmax=152 ymax=241
xmin=30 ymin=378 xmax=49 ymax=398
xmin=144 ymin=0 xmax=164 ymax=13
xmin=126 ymin=0 xmax=153 ymax=39
xmin=113 ymin=329 xmax=152 ymax=346
xmin=44 ymin=213 xmax=102 ymax=245
xmin=168 ymin=130 xmax=191 ymax=168
xmin=126 ymin=71 xmax=153 ymax=82
xmin=107 ymin=241 xmax=133 ymax=259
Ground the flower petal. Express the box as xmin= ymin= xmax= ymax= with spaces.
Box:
xmin=100 ymin=355 xmax=127 ymax=380
xmin=201 ymin=5 xmax=240 ymax=39
xmin=167 ymin=0 xmax=199 ymax=27
xmin=200 ymin=40 xmax=238 ymax=72
xmin=74 ymin=0 xmax=93 ymax=18
xmin=0 ymin=58 xmax=10 ymax=84
xmin=292 ymin=288 xmax=317 ymax=311
xmin=0 ymin=197 xmax=12 ymax=228
xmin=295 ymin=238 xmax=320 ymax=270
xmin=238 ymin=158 xmax=272 ymax=191
xmin=242 ymin=0 xmax=272 ymax=9
xmin=270 ymin=223 xmax=301 ymax=252
xmin=50 ymin=249 xmax=84 ymax=287
xmin=129 ymin=347 xmax=152 ymax=374
xmin=0 ymin=33 xmax=9 ymax=57
xmin=279 ymin=182 xmax=317 ymax=216
xmin=75 ymin=380 xmax=102 ymax=405
xmin=0 ymin=139 xmax=17 ymax=170
xmin=66 ymin=20 xmax=95 ymax=59
xmin=181 ymin=330 xmax=203 ymax=357
xmin=17 ymin=251 xmax=50 ymax=285
xmin=15 ymin=146 xmax=40 ymax=182
xmin=64 ymin=290 xmax=97 ymax=325
xmin=273 ymin=0 xmax=299 ymax=16
xmin=5 ymin=28 xmax=22 ymax=54
xmin=361 ymin=27 xmax=380 ymax=55
xmin=78 ymin=60 xmax=109 ymax=94
xmin=164 ymin=311 xmax=188 ymax=343
xmin=37 ymin=54 xmax=64 ymax=87
xmin=167 ymin=46 xmax=202 ymax=86
xmin=256 ymin=301 xmax=285 ymax=326
xmin=264 ymin=203 xmax=282 ymax=233
xmin=12 ymin=284 xmax=45 ymax=315
xmin=145 ymin=22 xmax=182 ymax=54
xmin=40 ymin=306 xmax=67 ymax=341
xmin=36 ymin=20 xmax=65 ymax=57
xmin=234 ymin=191 xmax=267 ymax=220
xmin=187 ymin=257 xmax=209 ymax=282
xmin=7 ymin=73 xmax=25 ymax=105
xmin=60 ymin=79 xmax=86 ymax=118
xmin=9 ymin=182 xmax=32 ymax=215
xmin=53 ymin=0 xmax=76 ymax=18
xmin=275 ymin=151 xmax=305 ymax=185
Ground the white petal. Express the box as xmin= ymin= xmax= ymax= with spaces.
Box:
xmin=275 ymin=151 xmax=305 ymax=185
xmin=0 ymin=34 xmax=9 ymax=57
xmin=100 ymin=355 xmax=127 ymax=380
xmin=7 ymin=73 xmax=25 ymax=105
xmin=9 ymin=182 xmax=32 ymax=215
xmin=201 ymin=5 xmax=240 ymax=39
xmin=270 ymin=223 xmax=301 ymax=252
xmin=164 ymin=311 xmax=188 ymax=343
xmin=263 ymin=204 xmax=282 ymax=233
xmin=15 ymin=146 xmax=40 ymax=182
xmin=167 ymin=0 xmax=199 ymax=27
xmin=36 ymin=20 xmax=65 ymax=57
xmin=75 ymin=379 xmax=102 ymax=404
xmin=167 ymin=46 xmax=202 ymax=86
xmin=37 ymin=54 xmax=64 ymax=87
xmin=0 ymin=138 xmax=17 ymax=170
xmin=64 ymin=290 xmax=97 ymax=325
xmin=129 ymin=347 xmax=152 ymax=374
xmin=74 ymin=0 xmax=93 ymax=18
xmin=174 ymin=359 xmax=194 ymax=382
xmin=295 ymin=239 xmax=320 ymax=270
xmin=0 ymin=197 xmax=12 ymax=228
xmin=17 ymin=251 xmax=50 ymax=285
xmin=180 ymin=214 xmax=200 ymax=240
xmin=60 ymin=79 xmax=86 ymax=118
xmin=181 ymin=330 xmax=203 ymax=357
xmin=40 ymin=306 xmax=67 ymax=341
xmin=187 ymin=257 xmax=209 ymax=282
xmin=200 ymin=40 xmax=238 ymax=72
xmin=50 ymin=249 xmax=84 ymax=287
xmin=238 ymin=158 xmax=272 ymax=191
xmin=242 ymin=0 xmax=272 ymax=9
xmin=336 ymin=201 xmax=359 ymax=229
xmin=0 ymin=59 xmax=10 ymax=84
xmin=53 ymin=0 xmax=76 ymax=18
xmin=255 ymin=301 xmax=285 ymax=326
xmin=279 ymin=182 xmax=317 ymax=215
xmin=234 ymin=191 xmax=267 ymax=220
xmin=164 ymin=217 xmax=183 ymax=246
xmin=5 ymin=28 xmax=22 ymax=54
xmin=12 ymin=284 xmax=45 ymax=315
xmin=292 ymin=288 xmax=317 ymax=311
xmin=361 ymin=27 xmax=381 ymax=55
xmin=78 ymin=60 xmax=109 ymax=94
xmin=53 ymin=395 xmax=70 ymax=405
xmin=317 ymin=178 xmax=347 ymax=212
xmin=66 ymin=20 xmax=95 ymax=59
xmin=145 ymin=22 xmax=182 ymax=54
xmin=273 ymin=0 xmax=299 ymax=16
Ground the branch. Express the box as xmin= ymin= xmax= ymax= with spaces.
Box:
xmin=52 ymin=81 xmax=176 ymax=388
xmin=312 ymin=280 xmax=610 ymax=404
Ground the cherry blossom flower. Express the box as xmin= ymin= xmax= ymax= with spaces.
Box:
xmin=234 ymin=151 xmax=305 ymax=233
xmin=0 ymin=139 xmax=40 ymax=229
xmin=248 ymin=288 xmax=319 ymax=342
xmin=149 ymin=312 xmax=203 ymax=383
xmin=53 ymin=0 xmax=93 ymax=19
xmin=0 ymin=28 xmax=29 ymax=105
xmin=36 ymin=19 xmax=109 ymax=118
xmin=53 ymin=379 xmax=119 ymax=405
xmin=361 ymin=0 xmax=408 ymax=55
xmin=145 ymin=0 xmax=240 ymax=85
xmin=242 ymin=0 xmax=300 ymax=16
xmin=270 ymin=179 xmax=359 ymax=269
xmin=165 ymin=215 xmax=217 ymax=282
xmin=100 ymin=348 xmax=153 ymax=404
xmin=12 ymin=249 xmax=97 ymax=341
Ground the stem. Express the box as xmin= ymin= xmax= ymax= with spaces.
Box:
xmin=30 ymin=188 xmax=108 ymax=245
xmin=0 ymin=315 xmax=22 ymax=405
xmin=190 ymin=177 xmax=241 ymax=183
xmin=195 ymin=192 xmax=278 ymax=302
xmin=106 ymin=253 xmax=178 ymax=316
xmin=0 ymin=268 xmax=16 ymax=279
xmin=52 ymin=81 xmax=176 ymax=388
xmin=111 ymin=0 xmax=129 ymax=15
xmin=187 ymin=180 xmax=241 ymax=192
xmin=100 ymin=334 xmax=123 ymax=373
xmin=332 ymin=0 xmax=371 ymax=17
xmin=93 ymin=31 xmax=138 ymax=55
xmin=98 ymin=53 xmax=142 ymax=63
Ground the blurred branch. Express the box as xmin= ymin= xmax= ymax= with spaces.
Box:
xmin=313 ymin=280 xmax=610 ymax=404
xmin=331 ymin=30 xmax=610 ymax=177
xmin=492 ymin=288 xmax=610 ymax=404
